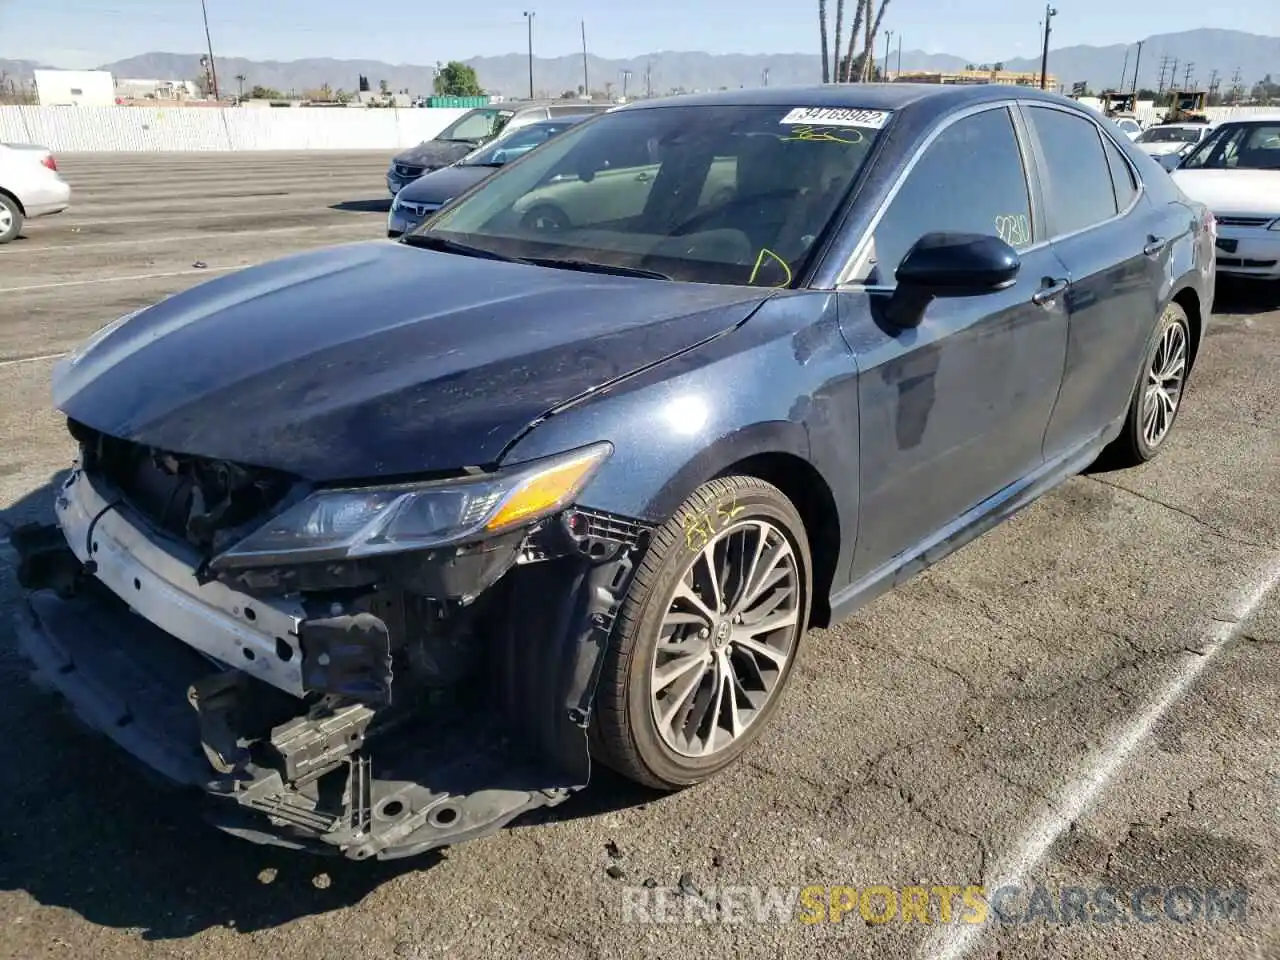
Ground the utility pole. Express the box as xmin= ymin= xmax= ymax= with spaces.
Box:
xmin=620 ymin=69 xmax=632 ymax=100
xmin=522 ymin=11 xmax=535 ymax=100
xmin=1038 ymin=4 xmax=1057 ymax=90
xmin=1130 ymin=40 xmax=1143 ymax=96
xmin=1208 ymin=68 xmax=1220 ymax=100
xmin=645 ymin=61 xmax=652 ymax=98
xmin=1230 ymin=66 xmax=1242 ymax=103
xmin=883 ymin=30 xmax=893 ymax=80
xmin=200 ymin=0 xmax=220 ymax=100
xmin=580 ymin=20 xmax=589 ymax=95
xmin=761 ymin=66 xmax=770 ymax=87
xmin=1183 ymin=62 xmax=1194 ymax=89
xmin=897 ymin=33 xmax=902 ymax=76
xmin=1156 ymin=54 xmax=1171 ymax=95
xmin=1119 ymin=47 xmax=1129 ymax=92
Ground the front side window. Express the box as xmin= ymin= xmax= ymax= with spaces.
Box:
xmin=848 ymin=107 xmax=1033 ymax=286
xmin=1181 ymin=123 xmax=1280 ymax=171
xmin=1025 ymin=106 xmax=1118 ymax=236
xmin=417 ymin=103 xmax=888 ymax=286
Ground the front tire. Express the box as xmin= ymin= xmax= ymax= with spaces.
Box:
xmin=0 ymin=194 xmax=23 ymax=244
xmin=1100 ymin=300 xmax=1191 ymax=468
xmin=592 ymin=476 xmax=812 ymax=790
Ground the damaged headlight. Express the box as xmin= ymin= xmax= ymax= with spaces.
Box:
xmin=210 ymin=442 xmax=611 ymax=569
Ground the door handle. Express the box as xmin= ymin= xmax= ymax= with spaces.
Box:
xmin=635 ymin=172 xmax=652 ymax=183
xmin=1143 ymin=235 xmax=1167 ymax=256
xmin=1032 ymin=279 xmax=1069 ymax=306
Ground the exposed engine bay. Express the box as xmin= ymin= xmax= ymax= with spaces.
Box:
xmin=12 ymin=422 xmax=648 ymax=860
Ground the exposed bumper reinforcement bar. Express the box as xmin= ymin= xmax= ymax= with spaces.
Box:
xmin=11 ymin=515 xmax=642 ymax=860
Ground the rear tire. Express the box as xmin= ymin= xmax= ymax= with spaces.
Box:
xmin=0 ymin=194 xmax=23 ymax=244
xmin=1099 ymin=300 xmax=1191 ymax=468
xmin=591 ymin=476 xmax=812 ymax=790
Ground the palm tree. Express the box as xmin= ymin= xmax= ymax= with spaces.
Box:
xmin=832 ymin=0 xmax=845 ymax=84
xmin=841 ymin=0 xmax=866 ymax=81
xmin=818 ymin=0 xmax=831 ymax=83
xmin=864 ymin=0 xmax=891 ymax=81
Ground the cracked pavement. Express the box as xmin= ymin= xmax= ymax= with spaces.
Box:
xmin=0 ymin=153 xmax=1276 ymax=960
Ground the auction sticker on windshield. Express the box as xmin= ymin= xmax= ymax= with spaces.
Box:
xmin=780 ymin=107 xmax=892 ymax=129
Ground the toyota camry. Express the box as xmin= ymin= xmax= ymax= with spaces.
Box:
xmin=13 ymin=83 xmax=1215 ymax=861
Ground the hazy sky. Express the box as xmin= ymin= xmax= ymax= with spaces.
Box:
xmin=1 ymin=0 xmax=1275 ymax=67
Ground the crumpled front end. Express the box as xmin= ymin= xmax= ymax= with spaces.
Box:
xmin=11 ymin=427 xmax=647 ymax=860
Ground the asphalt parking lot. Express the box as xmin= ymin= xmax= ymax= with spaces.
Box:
xmin=0 ymin=152 xmax=1277 ymax=960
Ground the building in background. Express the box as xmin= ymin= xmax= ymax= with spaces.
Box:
xmin=893 ymin=68 xmax=1059 ymax=90
xmin=33 ymin=69 xmax=116 ymax=106
xmin=114 ymin=78 xmax=200 ymax=101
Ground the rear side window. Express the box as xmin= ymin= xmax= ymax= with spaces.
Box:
xmin=1102 ymin=136 xmax=1138 ymax=210
xmin=1025 ymin=106 xmax=1118 ymax=235
xmin=851 ymin=107 xmax=1033 ymax=285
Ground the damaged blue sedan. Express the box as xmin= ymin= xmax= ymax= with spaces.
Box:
xmin=12 ymin=83 xmax=1215 ymax=860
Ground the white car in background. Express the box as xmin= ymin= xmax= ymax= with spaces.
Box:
xmin=1112 ymin=115 xmax=1144 ymax=141
xmin=1171 ymin=116 xmax=1280 ymax=280
xmin=0 ymin=142 xmax=71 ymax=243
xmin=1134 ymin=122 xmax=1216 ymax=171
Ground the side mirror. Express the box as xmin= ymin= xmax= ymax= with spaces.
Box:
xmin=888 ymin=232 xmax=1020 ymax=328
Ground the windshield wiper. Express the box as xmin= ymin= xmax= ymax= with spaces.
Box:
xmin=400 ymin=234 xmax=524 ymax=262
xmin=520 ymin=257 xmax=672 ymax=281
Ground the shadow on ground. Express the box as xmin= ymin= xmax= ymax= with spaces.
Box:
xmin=1212 ymin=276 xmax=1280 ymax=317
xmin=0 ymin=471 xmax=660 ymax=938
xmin=330 ymin=199 xmax=391 ymax=213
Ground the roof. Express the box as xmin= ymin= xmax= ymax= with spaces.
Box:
xmin=620 ymin=83 xmax=1079 ymax=114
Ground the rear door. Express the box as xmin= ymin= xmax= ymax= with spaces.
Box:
xmin=838 ymin=104 xmax=1070 ymax=582
xmin=1020 ymin=104 xmax=1174 ymax=455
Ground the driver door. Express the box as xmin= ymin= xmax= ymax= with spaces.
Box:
xmin=838 ymin=105 xmax=1070 ymax=582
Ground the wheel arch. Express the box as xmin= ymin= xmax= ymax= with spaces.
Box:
xmin=0 ymin=187 xmax=25 ymax=216
xmin=710 ymin=451 xmax=841 ymax=630
xmin=1169 ymin=284 xmax=1203 ymax=372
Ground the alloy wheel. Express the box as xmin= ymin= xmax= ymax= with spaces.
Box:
xmin=1142 ymin=319 xmax=1188 ymax=449
xmin=649 ymin=519 xmax=802 ymax=758
xmin=0 ymin=205 xmax=11 ymax=233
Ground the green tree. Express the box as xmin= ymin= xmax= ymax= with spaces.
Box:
xmin=434 ymin=61 xmax=483 ymax=97
xmin=249 ymin=84 xmax=282 ymax=99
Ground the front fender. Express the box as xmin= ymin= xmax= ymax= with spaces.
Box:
xmin=500 ymin=292 xmax=861 ymax=591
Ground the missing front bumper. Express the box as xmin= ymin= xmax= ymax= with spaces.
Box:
xmin=11 ymin=500 xmax=645 ymax=860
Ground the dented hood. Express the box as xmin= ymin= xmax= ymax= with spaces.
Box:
xmin=53 ymin=241 xmax=767 ymax=481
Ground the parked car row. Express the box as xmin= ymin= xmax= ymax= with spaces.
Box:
xmin=14 ymin=82 xmax=1223 ymax=864
xmin=385 ymin=100 xmax=614 ymax=196
xmin=0 ymin=142 xmax=71 ymax=243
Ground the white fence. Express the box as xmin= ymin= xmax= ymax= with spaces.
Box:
xmin=1134 ymin=105 xmax=1276 ymax=126
xmin=2 ymin=102 xmax=1276 ymax=153
xmin=0 ymin=105 xmax=470 ymax=152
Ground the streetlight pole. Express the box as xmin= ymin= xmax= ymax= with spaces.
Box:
xmin=896 ymin=34 xmax=902 ymax=76
xmin=1038 ymin=4 xmax=1057 ymax=90
xmin=580 ymin=20 xmax=589 ymax=95
xmin=200 ymin=0 xmax=220 ymax=100
xmin=522 ymin=11 xmax=535 ymax=100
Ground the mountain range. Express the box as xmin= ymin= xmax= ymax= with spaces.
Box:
xmin=1 ymin=28 xmax=1276 ymax=99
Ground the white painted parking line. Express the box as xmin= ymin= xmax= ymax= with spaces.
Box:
xmin=3 ymin=222 xmax=361 ymax=253
xmin=920 ymin=551 xmax=1280 ymax=960
xmin=0 ymin=267 xmax=238 ymax=293
xmin=0 ymin=352 xmax=69 ymax=368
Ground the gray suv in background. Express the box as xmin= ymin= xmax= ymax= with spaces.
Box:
xmin=386 ymin=101 xmax=614 ymax=195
